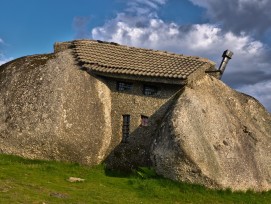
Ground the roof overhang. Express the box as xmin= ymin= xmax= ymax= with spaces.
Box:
xmin=89 ymin=70 xmax=188 ymax=85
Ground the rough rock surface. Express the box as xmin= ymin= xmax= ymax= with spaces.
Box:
xmin=151 ymin=75 xmax=271 ymax=191
xmin=0 ymin=50 xmax=112 ymax=165
xmin=1 ymin=46 xmax=271 ymax=192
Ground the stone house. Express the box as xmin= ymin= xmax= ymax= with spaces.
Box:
xmin=55 ymin=40 xmax=215 ymax=146
xmin=0 ymin=39 xmax=228 ymax=168
xmin=2 ymin=40 xmax=271 ymax=191
xmin=53 ymin=40 xmax=228 ymax=169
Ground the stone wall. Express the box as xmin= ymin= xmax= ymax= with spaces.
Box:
xmin=104 ymin=77 xmax=182 ymax=169
xmin=0 ymin=45 xmax=183 ymax=167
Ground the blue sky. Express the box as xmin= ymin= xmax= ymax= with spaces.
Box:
xmin=0 ymin=0 xmax=270 ymax=111
xmin=0 ymin=0 xmax=204 ymax=58
xmin=0 ymin=0 xmax=124 ymax=58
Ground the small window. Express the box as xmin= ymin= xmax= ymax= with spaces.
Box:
xmin=117 ymin=81 xmax=133 ymax=91
xmin=122 ymin=115 xmax=130 ymax=142
xmin=141 ymin=115 xmax=149 ymax=126
xmin=143 ymin=85 xmax=157 ymax=95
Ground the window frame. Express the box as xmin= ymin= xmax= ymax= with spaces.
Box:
xmin=122 ymin=115 xmax=130 ymax=142
xmin=117 ymin=81 xmax=133 ymax=92
xmin=141 ymin=115 xmax=149 ymax=127
xmin=143 ymin=84 xmax=158 ymax=96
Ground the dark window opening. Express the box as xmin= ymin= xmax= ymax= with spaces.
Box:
xmin=117 ymin=81 xmax=133 ymax=91
xmin=143 ymin=85 xmax=158 ymax=95
xmin=122 ymin=115 xmax=130 ymax=142
xmin=141 ymin=115 xmax=149 ymax=126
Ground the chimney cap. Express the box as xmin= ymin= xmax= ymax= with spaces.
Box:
xmin=222 ymin=50 xmax=233 ymax=59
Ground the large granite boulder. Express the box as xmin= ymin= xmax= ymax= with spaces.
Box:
xmin=0 ymin=50 xmax=112 ymax=165
xmin=1 ymin=44 xmax=271 ymax=192
xmin=151 ymin=75 xmax=271 ymax=191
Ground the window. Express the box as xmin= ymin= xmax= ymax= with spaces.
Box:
xmin=141 ymin=115 xmax=149 ymax=126
xmin=122 ymin=115 xmax=130 ymax=142
xmin=143 ymin=85 xmax=158 ymax=95
xmin=117 ymin=81 xmax=133 ymax=91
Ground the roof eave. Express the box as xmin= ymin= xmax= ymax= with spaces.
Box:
xmin=89 ymin=70 xmax=187 ymax=85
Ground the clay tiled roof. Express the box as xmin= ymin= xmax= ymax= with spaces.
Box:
xmin=73 ymin=40 xmax=213 ymax=80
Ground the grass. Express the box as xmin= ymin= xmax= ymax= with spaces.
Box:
xmin=0 ymin=154 xmax=270 ymax=203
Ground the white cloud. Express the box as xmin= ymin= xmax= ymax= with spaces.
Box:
xmin=0 ymin=51 xmax=13 ymax=66
xmin=238 ymin=80 xmax=271 ymax=112
xmin=189 ymin=0 xmax=271 ymax=36
xmin=0 ymin=58 xmax=12 ymax=66
xmin=92 ymin=14 xmax=267 ymax=65
xmin=125 ymin=0 xmax=167 ymax=15
xmin=0 ymin=54 xmax=13 ymax=65
xmin=91 ymin=0 xmax=271 ymax=111
xmin=0 ymin=37 xmax=13 ymax=65
xmin=128 ymin=0 xmax=167 ymax=9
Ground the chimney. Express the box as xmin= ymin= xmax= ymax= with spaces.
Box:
xmin=218 ymin=50 xmax=233 ymax=79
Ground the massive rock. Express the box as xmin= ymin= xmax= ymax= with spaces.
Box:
xmin=151 ymin=75 xmax=271 ymax=191
xmin=0 ymin=50 xmax=112 ymax=165
xmin=0 ymin=46 xmax=270 ymax=192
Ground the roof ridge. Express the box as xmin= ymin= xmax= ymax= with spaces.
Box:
xmin=72 ymin=39 xmax=210 ymax=61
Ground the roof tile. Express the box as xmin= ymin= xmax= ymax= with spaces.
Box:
xmin=72 ymin=40 xmax=213 ymax=80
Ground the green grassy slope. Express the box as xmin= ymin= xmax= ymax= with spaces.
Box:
xmin=0 ymin=154 xmax=270 ymax=203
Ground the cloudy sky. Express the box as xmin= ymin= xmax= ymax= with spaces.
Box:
xmin=0 ymin=0 xmax=270 ymax=111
